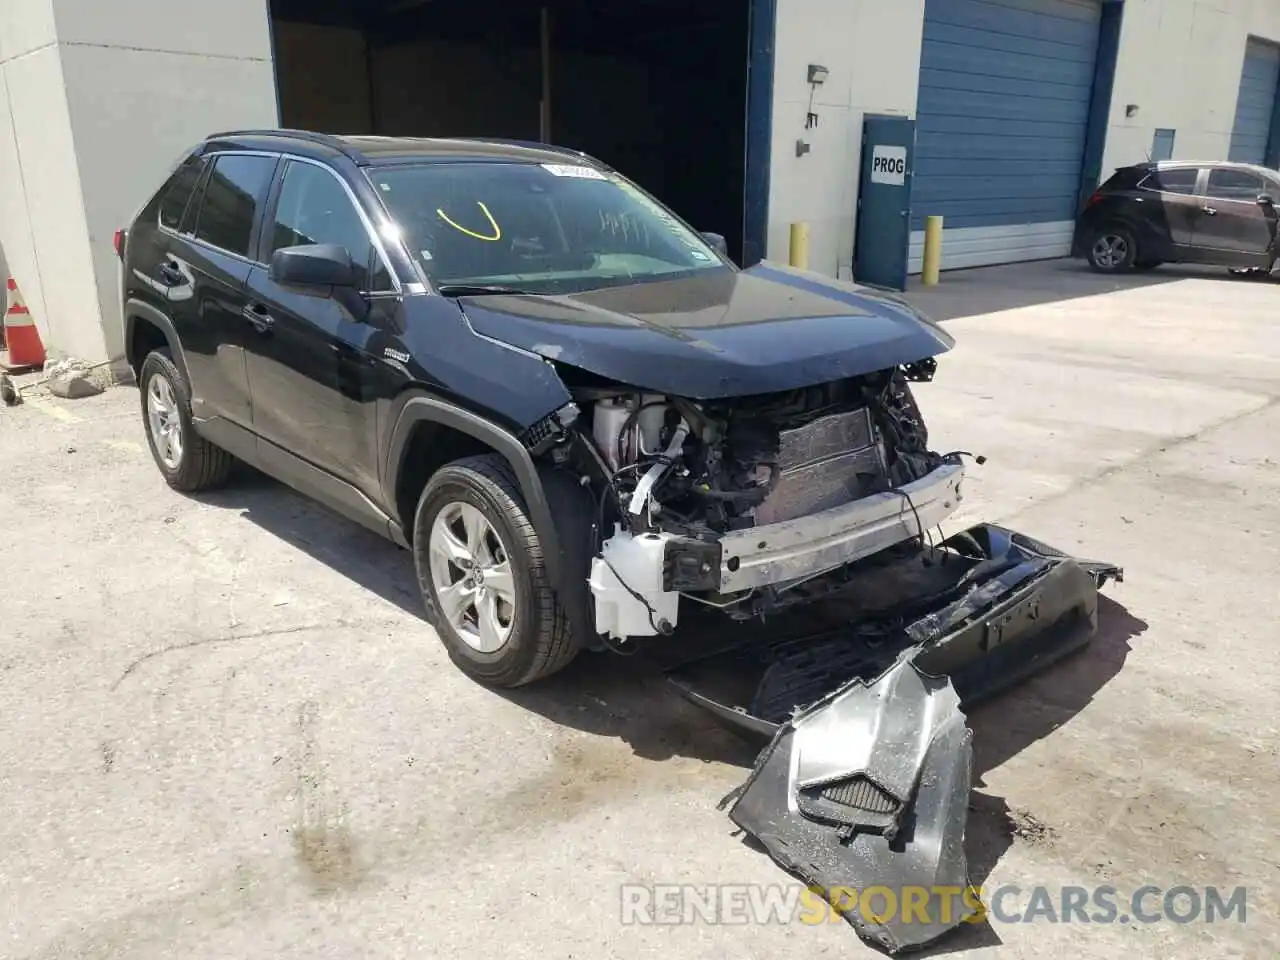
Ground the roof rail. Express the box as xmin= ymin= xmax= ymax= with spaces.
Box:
xmin=451 ymin=137 xmax=594 ymax=159
xmin=205 ymin=128 xmax=360 ymax=159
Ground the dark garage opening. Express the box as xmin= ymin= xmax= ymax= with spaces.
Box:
xmin=269 ymin=0 xmax=751 ymax=262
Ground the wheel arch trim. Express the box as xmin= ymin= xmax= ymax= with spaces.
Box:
xmin=386 ymin=396 xmax=563 ymax=588
xmin=125 ymin=299 xmax=190 ymax=384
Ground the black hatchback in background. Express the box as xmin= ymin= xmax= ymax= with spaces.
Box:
xmin=1073 ymin=160 xmax=1280 ymax=274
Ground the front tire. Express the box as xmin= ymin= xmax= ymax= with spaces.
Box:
xmin=413 ymin=454 xmax=579 ymax=687
xmin=1087 ymin=227 xmax=1138 ymax=273
xmin=139 ymin=349 xmax=234 ymax=492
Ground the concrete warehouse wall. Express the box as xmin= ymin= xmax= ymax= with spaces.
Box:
xmin=7 ymin=0 xmax=1280 ymax=362
xmin=0 ymin=0 xmax=277 ymax=367
xmin=765 ymin=0 xmax=1280 ymax=278
xmin=765 ymin=0 xmax=927 ymax=278
xmin=1100 ymin=0 xmax=1280 ymax=173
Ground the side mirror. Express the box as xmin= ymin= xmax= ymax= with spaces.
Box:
xmin=269 ymin=243 xmax=356 ymax=289
xmin=700 ymin=232 xmax=729 ymax=257
xmin=1258 ymin=193 xmax=1275 ymax=207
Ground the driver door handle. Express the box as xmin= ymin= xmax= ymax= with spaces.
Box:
xmin=242 ymin=303 xmax=275 ymax=333
xmin=1201 ymin=205 xmax=1218 ymax=216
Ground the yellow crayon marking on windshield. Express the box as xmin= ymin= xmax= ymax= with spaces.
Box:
xmin=437 ymin=201 xmax=502 ymax=241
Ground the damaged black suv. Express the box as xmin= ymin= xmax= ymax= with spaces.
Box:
xmin=119 ymin=131 xmax=1115 ymax=696
xmin=121 ymin=132 xmax=1125 ymax=951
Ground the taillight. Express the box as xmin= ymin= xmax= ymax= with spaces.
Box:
xmin=113 ymin=229 xmax=125 ymax=258
xmin=1085 ymin=192 xmax=1104 ymax=207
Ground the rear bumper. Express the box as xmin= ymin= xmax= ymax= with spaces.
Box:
xmin=717 ymin=462 xmax=965 ymax=592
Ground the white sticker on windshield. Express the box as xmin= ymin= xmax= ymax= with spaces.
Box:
xmin=541 ymin=163 xmax=606 ymax=180
xmin=420 ymin=249 xmax=433 ymax=261
xmin=690 ymin=251 xmax=711 ymax=260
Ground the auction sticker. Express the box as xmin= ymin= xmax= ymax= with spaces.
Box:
xmin=541 ymin=163 xmax=607 ymax=180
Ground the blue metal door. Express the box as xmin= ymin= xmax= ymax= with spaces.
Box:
xmin=1229 ymin=38 xmax=1280 ymax=165
xmin=913 ymin=0 xmax=1103 ymax=269
xmin=854 ymin=115 xmax=915 ymax=291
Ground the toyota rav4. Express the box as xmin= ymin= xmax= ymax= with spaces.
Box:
xmin=119 ymin=131 xmax=1124 ymax=951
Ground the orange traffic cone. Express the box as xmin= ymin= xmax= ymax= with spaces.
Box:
xmin=1 ymin=277 xmax=45 ymax=370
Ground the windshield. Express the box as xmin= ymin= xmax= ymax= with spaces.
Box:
xmin=368 ymin=161 xmax=728 ymax=294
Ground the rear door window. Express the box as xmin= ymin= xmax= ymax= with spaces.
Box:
xmin=191 ymin=154 xmax=277 ymax=258
xmin=158 ymin=155 xmax=208 ymax=230
xmin=1207 ymin=168 xmax=1266 ymax=201
xmin=1143 ymin=168 xmax=1198 ymax=195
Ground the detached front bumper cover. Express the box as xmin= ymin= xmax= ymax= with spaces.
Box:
xmin=677 ymin=524 xmax=1122 ymax=953
xmin=724 ymin=654 xmax=975 ymax=953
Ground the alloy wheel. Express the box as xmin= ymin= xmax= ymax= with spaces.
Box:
xmin=427 ymin=501 xmax=518 ymax=653
xmin=147 ymin=375 xmax=184 ymax=470
xmin=1091 ymin=234 xmax=1129 ymax=269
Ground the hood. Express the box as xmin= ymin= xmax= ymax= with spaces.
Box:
xmin=456 ymin=262 xmax=953 ymax=398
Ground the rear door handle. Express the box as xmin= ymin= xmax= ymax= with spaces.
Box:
xmin=242 ymin=304 xmax=275 ymax=333
xmin=1201 ymin=205 xmax=1218 ymax=216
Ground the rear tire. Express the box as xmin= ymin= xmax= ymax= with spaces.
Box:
xmin=1087 ymin=227 xmax=1138 ymax=273
xmin=139 ymin=349 xmax=235 ymax=492
xmin=413 ymin=453 xmax=579 ymax=687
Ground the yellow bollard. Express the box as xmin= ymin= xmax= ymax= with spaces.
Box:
xmin=789 ymin=222 xmax=810 ymax=270
xmin=922 ymin=215 xmax=944 ymax=286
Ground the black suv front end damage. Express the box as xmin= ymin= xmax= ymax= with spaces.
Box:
xmin=668 ymin=525 xmax=1122 ymax=952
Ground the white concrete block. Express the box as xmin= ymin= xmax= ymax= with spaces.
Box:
xmin=2 ymin=45 xmax=100 ymax=360
xmin=0 ymin=0 xmax=56 ymax=66
xmin=0 ymin=67 xmax=48 ymax=331
xmin=52 ymin=0 xmax=273 ymax=61
xmin=59 ymin=42 xmax=278 ymax=360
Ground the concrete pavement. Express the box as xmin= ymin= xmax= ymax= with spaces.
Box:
xmin=0 ymin=259 xmax=1276 ymax=958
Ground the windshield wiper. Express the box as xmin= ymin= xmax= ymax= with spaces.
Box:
xmin=434 ymin=283 xmax=533 ymax=297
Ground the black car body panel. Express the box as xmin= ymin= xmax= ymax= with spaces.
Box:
xmin=458 ymin=262 xmax=955 ymax=398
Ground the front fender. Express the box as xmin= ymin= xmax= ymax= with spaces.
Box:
xmin=384 ymin=396 xmax=564 ymax=588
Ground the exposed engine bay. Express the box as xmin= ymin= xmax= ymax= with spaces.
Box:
xmin=586 ymin=360 xmax=943 ymax=535
xmin=532 ymin=358 xmax=974 ymax=642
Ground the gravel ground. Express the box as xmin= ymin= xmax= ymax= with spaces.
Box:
xmin=1 ymin=260 xmax=1276 ymax=959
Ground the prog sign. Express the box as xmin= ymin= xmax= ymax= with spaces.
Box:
xmin=870 ymin=145 xmax=908 ymax=186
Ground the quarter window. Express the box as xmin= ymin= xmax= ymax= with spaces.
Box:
xmin=158 ymin=155 xmax=207 ymax=230
xmin=192 ymin=154 xmax=276 ymax=258
xmin=269 ymin=161 xmax=389 ymax=290
xmin=1207 ymin=168 xmax=1266 ymax=201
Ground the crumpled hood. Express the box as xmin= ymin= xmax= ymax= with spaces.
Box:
xmin=456 ymin=262 xmax=953 ymax=398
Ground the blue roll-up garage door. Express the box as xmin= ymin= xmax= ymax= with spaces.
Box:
xmin=910 ymin=0 xmax=1102 ymax=271
xmin=1229 ymin=38 xmax=1280 ymax=165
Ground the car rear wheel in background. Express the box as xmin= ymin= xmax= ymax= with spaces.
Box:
xmin=139 ymin=349 xmax=235 ymax=492
xmin=413 ymin=453 xmax=579 ymax=687
xmin=1087 ymin=227 xmax=1138 ymax=273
